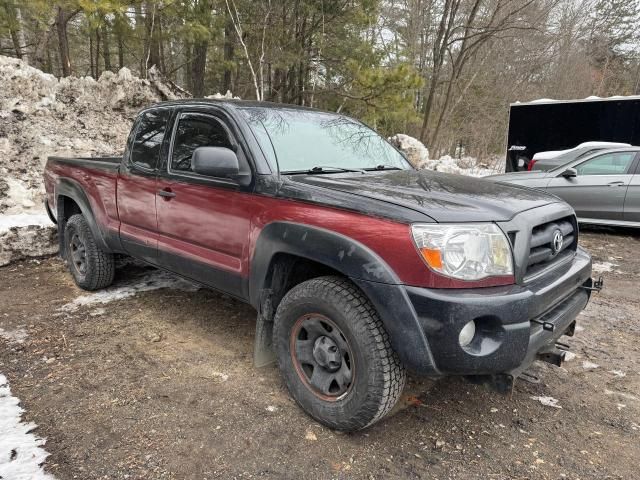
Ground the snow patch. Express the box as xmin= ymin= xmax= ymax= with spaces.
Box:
xmin=0 ymin=327 xmax=28 ymax=344
xmin=205 ymin=90 xmax=240 ymax=100
xmin=0 ymin=213 xmax=52 ymax=233
xmin=212 ymin=372 xmax=229 ymax=382
xmin=0 ymin=212 xmax=57 ymax=267
xmin=604 ymin=389 xmax=638 ymax=402
xmin=530 ymin=396 xmax=562 ymax=408
xmin=563 ymin=351 xmax=577 ymax=362
xmin=582 ymin=360 xmax=600 ymax=370
xmin=388 ymin=134 xmax=502 ymax=176
xmin=60 ymin=270 xmax=200 ymax=312
xmin=0 ymin=374 xmax=55 ymax=479
xmin=610 ymin=370 xmax=626 ymax=378
xmin=592 ymin=262 xmax=617 ymax=273
xmin=422 ymin=154 xmax=502 ymax=177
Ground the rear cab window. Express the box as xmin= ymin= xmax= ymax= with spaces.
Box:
xmin=128 ymin=109 xmax=172 ymax=171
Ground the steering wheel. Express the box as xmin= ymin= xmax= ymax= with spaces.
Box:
xmin=173 ymin=154 xmax=193 ymax=171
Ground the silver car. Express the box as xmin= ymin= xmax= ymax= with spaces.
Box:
xmin=530 ymin=141 xmax=631 ymax=171
xmin=489 ymin=147 xmax=640 ymax=227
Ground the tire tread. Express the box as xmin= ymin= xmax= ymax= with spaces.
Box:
xmin=65 ymin=214 xmax=115 ymax=290
xmin=274 ymin=275 xmax=406 ymax=430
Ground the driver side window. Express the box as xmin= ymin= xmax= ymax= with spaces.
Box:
xmin=575 ymin=152 xmax=635 ymax=176
xmin=170 ymin=113 xmax=232 ymax=173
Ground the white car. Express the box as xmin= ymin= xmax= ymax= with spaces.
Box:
xmin=528 ymin=141 xmax=631 ymax=171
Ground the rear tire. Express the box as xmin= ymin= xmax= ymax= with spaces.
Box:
xmin=64 ymin=214 xmax=114 ymax=291
xmin=273 ymin=276 xmax=406 ymax=431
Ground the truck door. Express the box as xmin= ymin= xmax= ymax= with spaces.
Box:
xmin=623 ymin=155 xmax=640 ymax=223
xmin=155 ymin=109 xmax=254 ymax=299
xmin=117 ymin=108 xmax=172 ymax=264
xmin=545 ymin=151 xmax=637 ymax=221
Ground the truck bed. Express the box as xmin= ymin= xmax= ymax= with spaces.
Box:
xmin=44 ymin=156 xmax=123 ymax=246
xmin=47 ymin=156 xmax=122 ymax=171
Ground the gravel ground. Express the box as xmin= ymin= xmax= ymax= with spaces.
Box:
xmin=0 ymin=227 xmax=638 ymax=479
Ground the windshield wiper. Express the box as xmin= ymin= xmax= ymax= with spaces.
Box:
xmin=308 ymin=166 xmax=367 ymax=174
xmin=367 ymin=164 xmax=403 ymax=171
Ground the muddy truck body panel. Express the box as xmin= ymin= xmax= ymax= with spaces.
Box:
xmin=44 ymin=99 xmax=594 ymax=398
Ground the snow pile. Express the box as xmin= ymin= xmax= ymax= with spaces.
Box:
xmin=60 ymin=269 xmax=200 ymax=312
xmin=389 ymin=133 xmax=503 ymax=177
xmin=205 ymin=90 xmax=240 ymax=100
xmin=0 ymin=55 xmax=181 ymax=266
xmin=0 ymin=374 xmax=55 ymax=479
xmin=0 ymin=55 xmax=170 ymax=208
xmin=388 ymin=133 xmax=429 ymax=168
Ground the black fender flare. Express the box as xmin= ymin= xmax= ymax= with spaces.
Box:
xmin=249 ymin=222 xmax=437 ymax=373
xmin=55 ymin=177 xmax=112 ymax=253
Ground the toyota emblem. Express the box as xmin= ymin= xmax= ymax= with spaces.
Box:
xmin=552 ymin=230 xmax=564 ymax=254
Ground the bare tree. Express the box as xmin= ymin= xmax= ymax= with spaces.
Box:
xmin=225 ymin=0 xmax=271 ymax=100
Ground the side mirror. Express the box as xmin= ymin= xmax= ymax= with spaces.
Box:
xmin=561 ymin=167 xmax=577 ymax=178
xmin=192 ymin=147 xmax=240 ymax=178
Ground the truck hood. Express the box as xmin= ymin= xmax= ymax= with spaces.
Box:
xmin=289 ymin=169 xmax=559 ymax=222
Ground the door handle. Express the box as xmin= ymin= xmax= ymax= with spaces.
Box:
xmin=607 ymin=181 xmax=625 ymax=187
xmin=157 ymin=188 xmax=176 ymax=199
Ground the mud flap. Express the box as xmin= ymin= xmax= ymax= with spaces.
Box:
xmin=253 ymin=313 xmax=276 ymax=368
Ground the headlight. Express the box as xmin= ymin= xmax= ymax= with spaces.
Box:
xmin=411 ymin=223 xmax=513 ymax=281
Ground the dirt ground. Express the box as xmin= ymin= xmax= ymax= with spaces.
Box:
xmin=0 ymin=226 xmax=638 ymax=480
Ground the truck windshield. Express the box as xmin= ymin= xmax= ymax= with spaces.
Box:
xmin=240 ymin=107 xmax=410 ymax=173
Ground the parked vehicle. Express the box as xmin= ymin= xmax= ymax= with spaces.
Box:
xmin=44 ymin=100 xmax=596 ymax=431
xmin=489 ymin=147 xmax=640 ymax=228
xmin=529 ymin=141 xmax=630 ymax=171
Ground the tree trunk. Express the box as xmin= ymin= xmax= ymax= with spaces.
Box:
xmin=95 ymin=27 xmax=101 ymax=78
xmin=4 ymin=3 xmax=29 ymax=62
xmin=223 ymin=18 xmax=235 ymax=93
xmin=15 ymin=7 xmax=28 ymax=63
xmin=89 ymin=31 xmax=95 ymax=77
xmin=191 ymin=40 xmax=208 ymax=97
xmin=56 ymin=6 xmax=75 ymax=77
xmin=184 ymin=41 xmax=193 ymax=92
xmin=419 ymin=0 xmax=456 ymax=143
xmin=34 ymin=12 xmax=56 ymax=70
xmin=102 ymin=22 xmax=112 ymax=72
xmin=117 ymin=31 xmax=124 ymax=69
xmin=143 ymin=2 xmax=162 ymax=76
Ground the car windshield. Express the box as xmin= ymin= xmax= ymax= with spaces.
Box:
xmin=240 ymin=107 xmax=410 ymax=173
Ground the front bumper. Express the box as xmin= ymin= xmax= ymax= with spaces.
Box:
xmin=355 ymin=247 xmax=592 ymax=377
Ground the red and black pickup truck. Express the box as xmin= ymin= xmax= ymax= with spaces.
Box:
xmin=44 ymin=100 xmax=596 ymax=431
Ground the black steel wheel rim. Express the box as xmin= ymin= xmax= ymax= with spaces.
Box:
xmin=290 ymin=314 xmax=354 ymax=400
xmin=69 ymin=233 xmax=87 ymax=275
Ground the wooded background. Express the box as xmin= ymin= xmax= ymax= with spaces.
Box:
xmin=1 ymin=0 xmax=639 ymax=158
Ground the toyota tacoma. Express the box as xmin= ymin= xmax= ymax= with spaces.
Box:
xmin=44 ymin=100 xmax=596 ymax=431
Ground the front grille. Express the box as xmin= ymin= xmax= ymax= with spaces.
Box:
xmin=524 ymin=216 xmax=577 ymax=279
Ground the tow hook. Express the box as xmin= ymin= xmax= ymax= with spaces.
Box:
xmin=580 ymin=275 xmax=604 ymax=293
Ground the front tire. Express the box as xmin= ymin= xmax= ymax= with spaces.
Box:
xmin=273 ymin=276 xmax=406 ymax=431
xmin=64 ymin=214 xmax=115 ymax=291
